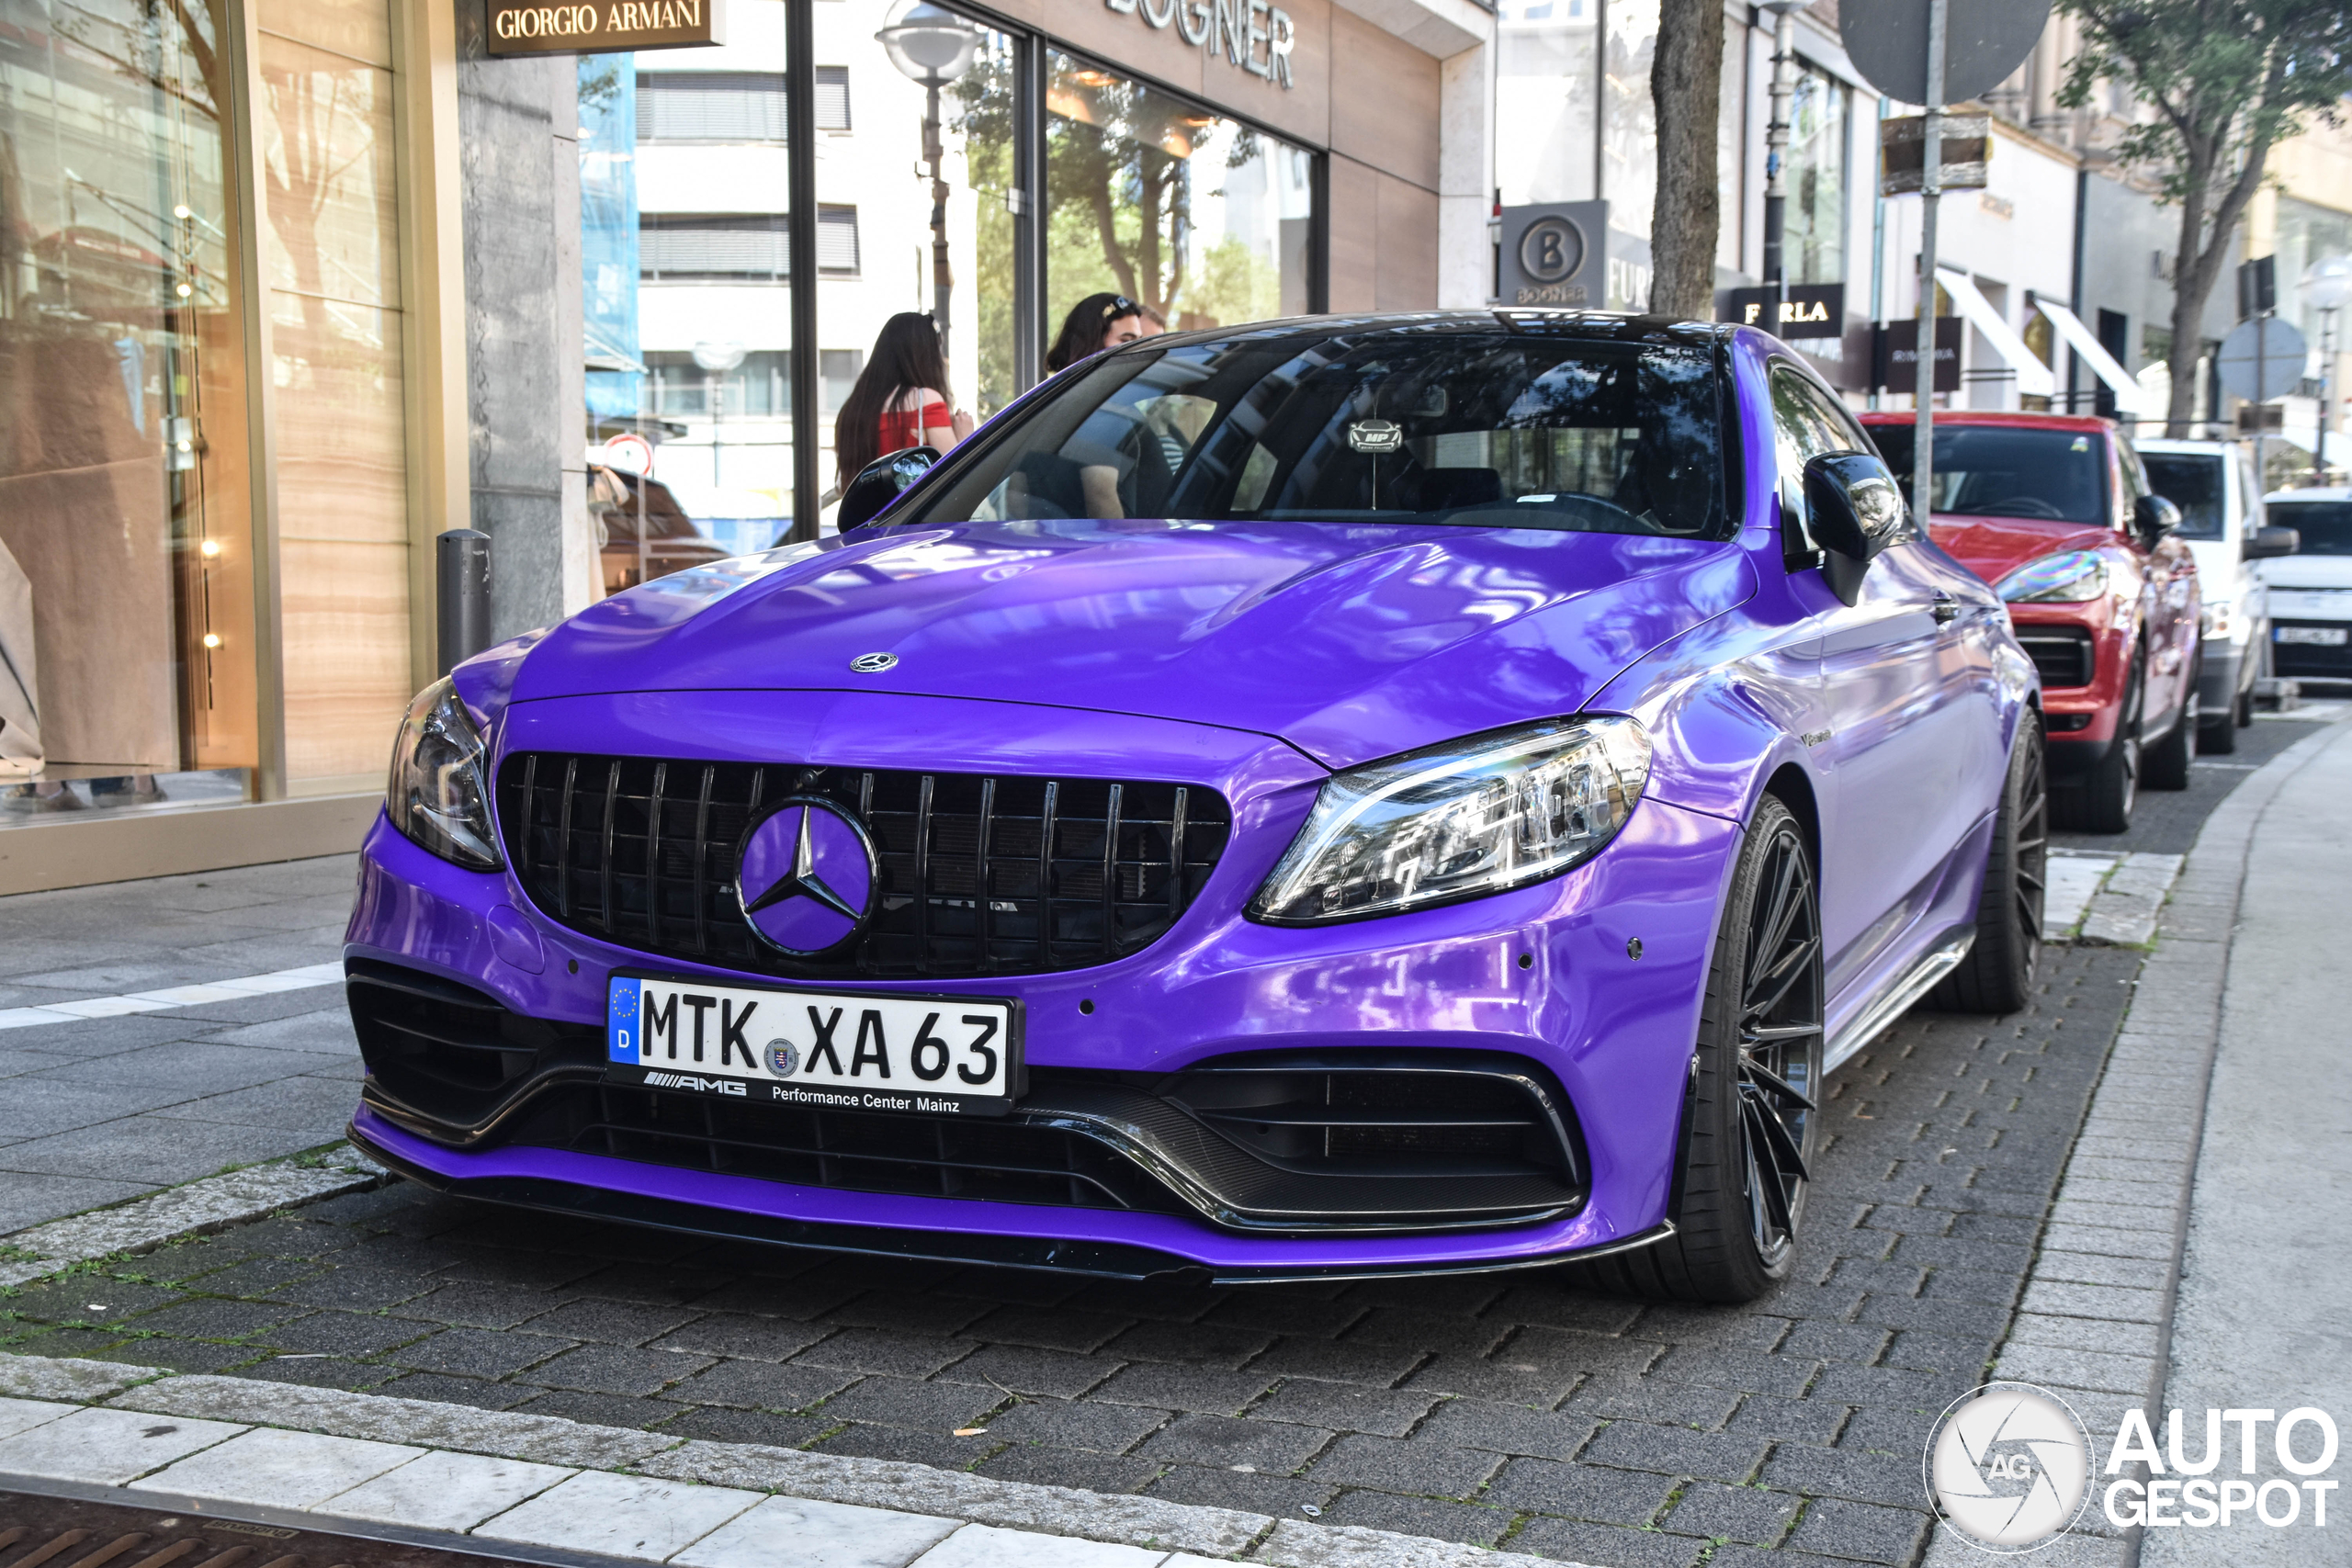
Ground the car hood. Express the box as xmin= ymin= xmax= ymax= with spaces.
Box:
xmin=1927 ymin=513 xmax=2117 ymax=587
xmin=512 ymin=519 xmax=1754 ymax=770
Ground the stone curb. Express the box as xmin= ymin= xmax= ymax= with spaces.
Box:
xmin=1958 ymin=723 xmax=2352 ymax=1568
xmin=0 ymin=1353 xmax=1587 ymax=1567
xmin=0 ymin=1148 xmax=384 ymax=1287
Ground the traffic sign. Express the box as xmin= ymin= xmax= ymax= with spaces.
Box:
xmin=2217 ymin=317 xmax=2308 ymax=404
xmin=1843 ymin=0 xmax=2051 ymax=107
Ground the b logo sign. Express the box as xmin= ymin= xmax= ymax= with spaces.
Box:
xmin=1926 ymin=1383 xmax=2096 ymax=1552
xmin=1518 ymin=218 xmax=1584 ymax=286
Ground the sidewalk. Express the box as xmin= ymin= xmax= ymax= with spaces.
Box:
xmin=0 ymin=855 xmax=358 ymax=1231
xmin=2142 ymin=720 xmax=2352 ymax=1568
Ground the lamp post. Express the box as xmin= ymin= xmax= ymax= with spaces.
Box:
xmin=692 ymin=338 xmax=748 ymax=494
xmin=876 ymin=0 xmax=982 ymax=343
xmin=1760 ymin=0 xmax=1804 ymax=306
xmin=2302 ymin=254 xmax=2352 ymax=482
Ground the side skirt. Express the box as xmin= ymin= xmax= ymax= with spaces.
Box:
xmin=1823 ymin=927 xmax=1974 ymax=1073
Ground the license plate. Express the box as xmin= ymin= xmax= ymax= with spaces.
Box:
xmin=605 ymin=974 xmax=1020 ymax=1116
xmin=2277 ymin=626 xmax=2349 ymax=646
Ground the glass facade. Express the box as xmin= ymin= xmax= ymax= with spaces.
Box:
xmin=1783 ymin=62 xmax=1845 ymax=288
xmin=1496 ymin=0 xmax=1597 ymax=207
xmin=1044 ymin=51 xmax=1310 ymax=345
xmin=1 ymin=0 xmax=258 ymax=815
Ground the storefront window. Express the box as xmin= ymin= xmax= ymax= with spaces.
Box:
xmin=1497 ymin=0 xmax=1598 ymax=206
xmin=1600 ymin=0 xmax=1657 ymax=242
xmin=1785 ymin=63 xmax=1846 ymax=287
xmin=1044 ymin=51 xmax=1309 ymax=352
xmin=826 ymin=0 xmax=1015 ymax=481
xmin=581 ymin=0 xmax=802 ymax=581
xmin=2277 ymin=197 xmax=2352 ymax=344
xmin=1 ymin=0 xmax=259 ymax=818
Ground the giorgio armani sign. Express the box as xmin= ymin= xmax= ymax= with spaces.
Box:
xmin=1104 ymin=0 xmax=1297 ymax=88
xmin=488 ymin=0 xmax=725 ymax=56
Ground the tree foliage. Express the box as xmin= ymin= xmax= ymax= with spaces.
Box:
xmin=2058 ymin=0 xmax=2352 ymax=432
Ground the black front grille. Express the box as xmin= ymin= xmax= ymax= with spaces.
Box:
xmin=505 ymin=1081 xmax=1187 ymax=1214
xmin=2015 ymin=626 xmax=2096 ymax=688
xmin=497 ymin=754 xmax=1231 ymax=979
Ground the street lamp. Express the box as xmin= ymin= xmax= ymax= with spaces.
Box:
xmin=876 ymin=0 xmax=982 ymax=342
xmin=2303 ymin=254 xmax=2352 ymax=481
xmin=693 ymin=339 xmax=748 ymax=492
xmin=1759 ymin=0 xmax=1804 ymax=305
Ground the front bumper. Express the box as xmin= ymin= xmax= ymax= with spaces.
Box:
xmin=346 ymin=774 xmax=1742 ymax=1276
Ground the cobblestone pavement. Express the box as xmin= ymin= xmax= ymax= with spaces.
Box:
xmin=0 ymin=856 xmax=361 ymax=1230
xmin=2 ymin=942 xmax=2137 ymax=1568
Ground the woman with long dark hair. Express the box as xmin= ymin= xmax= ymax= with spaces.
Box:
xmin=834 ymin=312 xmax=973 ymax=486
xmin=1045 ymin=293 xmax=1160 ymax=375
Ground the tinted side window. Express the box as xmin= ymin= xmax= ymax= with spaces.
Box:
xmin=1769 ymin=364 xmax=1876 ymax=561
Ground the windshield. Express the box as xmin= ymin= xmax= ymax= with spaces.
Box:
xmin=2267 ymin=502 xmax=2352 ymax=557
xmin=902 ymin=328 xmax=1730 ymax=538
xmin=1869 ymin=424 xmax=2109 ymax=525
xmin=2141 ymin=453 xmax=2227 ymax=540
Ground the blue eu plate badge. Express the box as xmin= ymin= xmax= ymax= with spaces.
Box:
xmin=607 ymin=976 xmax=639 ymax=1063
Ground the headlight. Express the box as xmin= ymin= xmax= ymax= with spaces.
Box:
xmin=2203 ymin=598 xmax=2236 ymax=641
xmin=1997 ymin=549 xmax=2108 ymax=603
xmin=387 ymin=678 xmax=500 ymax=870
xmin=1250 ymin=717 xmax=1652 ymax=925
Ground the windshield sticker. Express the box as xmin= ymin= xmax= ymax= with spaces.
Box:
xmin=1348 ymin=419 xmax=1403 ymax=454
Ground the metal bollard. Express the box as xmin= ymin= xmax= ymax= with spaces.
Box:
xmin=436 ymin=528 xmax=492 ymax=675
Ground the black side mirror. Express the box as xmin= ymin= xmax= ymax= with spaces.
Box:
xmin=838 ymin=446 xmax=940 ymax=531
xmin=2132 ymin=492 xmax=2181 ymax=545
xmin=1803 ymin=452 xmax=1907 ymax=604
xmin=2245 ymin=525 xmax=2301 ymax=559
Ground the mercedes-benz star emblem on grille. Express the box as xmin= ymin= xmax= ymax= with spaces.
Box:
xmin=734 ymin=797 xmax=879 ymax=956
xmin=849 ymin=651 xmax=899 ymax=672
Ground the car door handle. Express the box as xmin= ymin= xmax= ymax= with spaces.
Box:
xmin=1932 ymin=593 xmax=1961 ymax=626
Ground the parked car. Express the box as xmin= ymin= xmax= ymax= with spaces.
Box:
xmin=2257 ymin=486 xmax=2352 ymax=682
xmin=589 ymin=464 xmax=729 ymax=595
xmin=2139 ymin=439 xmax=2299 ymax=750
xmin=350 ymin=315 xmax=2045 ymax=1304
xmin=1862 ymin=412 xmax=2198 ymax=831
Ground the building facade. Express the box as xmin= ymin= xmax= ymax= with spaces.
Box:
xmin=3 ymin=0 xmax=2345 ymax=890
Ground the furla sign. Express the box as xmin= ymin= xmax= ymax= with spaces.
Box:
xmin=488 ymin=0 xmax=724 ymax=56
xmin=1105 ymin=0 xmax=1298 ymax=88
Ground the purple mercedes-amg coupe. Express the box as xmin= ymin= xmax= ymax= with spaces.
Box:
xmin=347 ymin=313 xmax=2045 ymax=1303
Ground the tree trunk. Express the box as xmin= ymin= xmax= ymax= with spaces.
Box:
xmin=1647 ymin=0 xmax=1723 ymax=320
xmin=2164 ymin=124 xmax=2277 ymax=437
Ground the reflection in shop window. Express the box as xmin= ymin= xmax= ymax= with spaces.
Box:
xmin=1785 ymin=64 xmax=1847 ymax=287
xmin=1034 ymin=53 xmax=1309 ymax=353
xmin=1600 ymin=0 xmax=1657 ymax=242
xmin=821 ymin=350 xmax=865 ymax=411
xmin=636 ymin=71 xmax=789 ymax=141
xmin=1496 ymin=0 xmax=1598 ymax=206
xmin=815 ymin=65 xmax=853 ymax=130
xmin=817 ymin=207 xmax=862 ymax=276
xmin=1 ymin=0 xmax=265 ymax=818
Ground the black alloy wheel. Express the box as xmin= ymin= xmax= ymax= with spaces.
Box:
xmin=1932 ymin=712 xmax=2047 ymax=1013
xmin=2144 ymin=686 xmax=2195 ymax=790
xmin=1566 ymin=796 xmax=1823 ymax=1303
xmin=2059 ymin=651 xmax=2142 ymax=832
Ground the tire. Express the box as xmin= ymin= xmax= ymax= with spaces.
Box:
xmin=1564 ymin=797 xmax=1823 ymax=1304
xmin=1930 ymin=713 xmax=2046 ymax=1013
xmin=2055 ymin=653 xmax=2142 ymax=833
xmin=2199 ymin=694 xmax=2239 ymax=755
xmin=2144 ymin=687 xmax=2195 ymax=790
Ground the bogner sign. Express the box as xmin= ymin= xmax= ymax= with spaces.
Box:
xmin=489 ymin=0 xmax=724 ymax=57
xmin=1105 ymin=0 xmax=1298 ymax=88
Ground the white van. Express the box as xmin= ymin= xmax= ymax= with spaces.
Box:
xmin=2140 ymin=440 xmax=2298 ymax=750
xmin=2258 ymin=485 xmax=2352 ymax=687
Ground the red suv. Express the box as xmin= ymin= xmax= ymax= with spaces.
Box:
xmin=1861 ymin=412 xmax=2200 ymax=831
